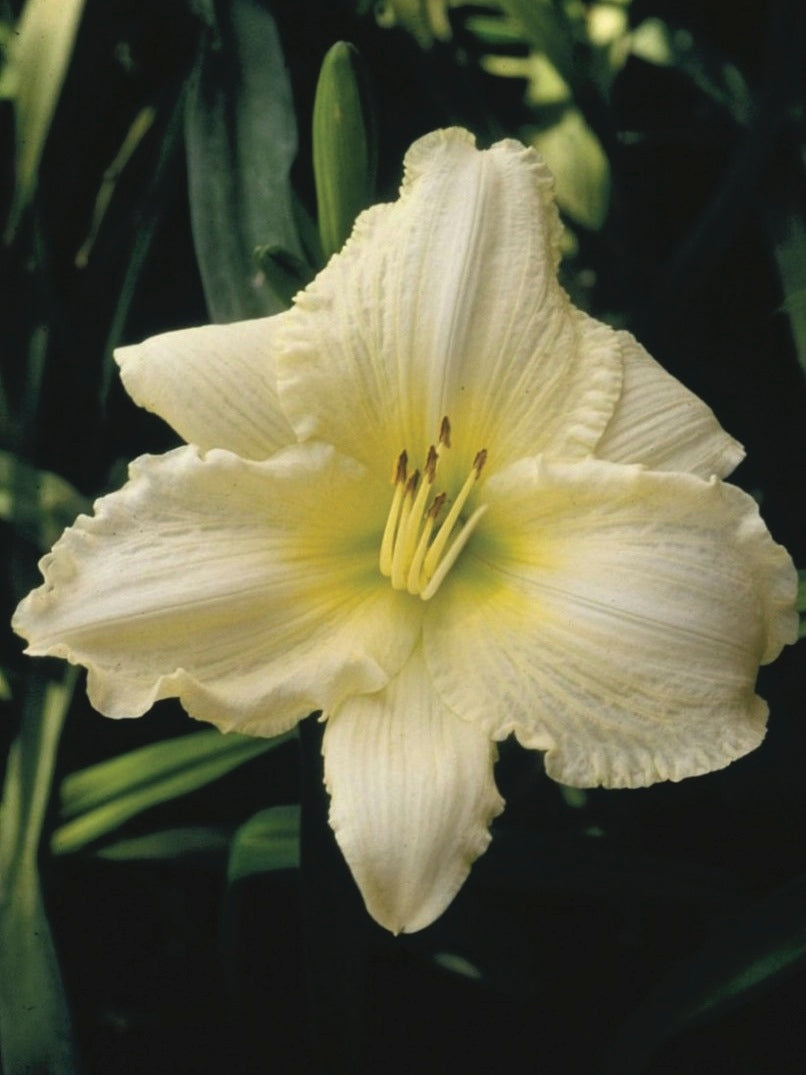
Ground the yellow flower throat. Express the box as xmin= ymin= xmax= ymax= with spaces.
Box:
xmin=379 ymin=417 xmax=488 ymax=600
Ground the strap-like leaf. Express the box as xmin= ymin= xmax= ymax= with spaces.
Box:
xmin=602 ymin=872 xmax=806 ymax=1074
xmin=227 ymin=804 xmax=301 ymax=883
xmin=53 ymin=728 xmax=295 ymax=854
xmin=185 ymin=0 xmax=309 ymax=320
xmin=0 ymin=669 xmax=79 ymax=1075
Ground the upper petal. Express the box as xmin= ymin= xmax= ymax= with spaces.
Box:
xmin=115 ymin=316 xmax=296 ymax=460
xmin=276 ymin=128 xmax=622 ymax=485
xmin=424 ymin=457 xmax=797 ymax=789
xmin=13 ymin=443 xmax=421 ymax=735
xmin=595 ymin=331 xmax=745 ymax=478
xmin=323 ymin=647 xmax=503 ymax=934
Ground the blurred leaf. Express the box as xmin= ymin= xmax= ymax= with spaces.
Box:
xmin=95 ymin=825 xmax=230 ymax=862
xmin=3 ymin=0 xmax=87 ymax=240
xmin=602 ymin=872 xmax=806 ymax=1074
xmin=769 ymin=209 xmax=806 ymax=377
xmin=100 ymin=80 xmax=188 ymax=408
xmin=254 ymin=243 xmax=314 ymax=306
xmin=373 ymin=0 xmax=454 ymax=48
xmin=313 ymin=42 xmax=377 ymax=262
xmin=75 ymin=105 xmax=156 ymax=268
xmin=185 ymin=0 xmax=309 ymax=321
xmin=227 ymin=803 xmax=300 ymax=883
xmin=0 ymin=668 xmax=79 ymax=1075
xmin=529 ymin=107 xmax=611 ymax=229
xmin=797 ymin=569 xmax=806 ymax=638
xmin=465 ymin=12 xmax=525 ymax=48
xmin=432 ymin=951 xmax=483 ymax=980
xmin=497 ymin=0 xmax=579 ymax=97
xmin=0 ymin=449 xmax=89 ymax=550
xmin=52 ymin=727 xmax=295 ymax=854
xmin=629 ymin=17 xmax=751 ymax=125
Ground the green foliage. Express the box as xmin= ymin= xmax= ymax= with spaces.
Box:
xmin=0 ymin=669 xmax=79 ymax=1075
xmin=0 ymin=450 xmax=89 ymax=552
xmin=52 ymin=728 xmax=295 ymax=854
xmin=227 ymin=804 xmax=301 ymax=883
xmin=602 ymin=872 xmax=806 ymax=1073
xmin=0 ymin=0 xmax=804 ymax=1069
xmin=2 ymin=0 xmax=87 ymax=239
xmin=185 ymin=0 xmax=310 ymax=320
xmin=94 ymin=825 xmax=230 ymax=862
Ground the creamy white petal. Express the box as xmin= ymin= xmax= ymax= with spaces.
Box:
xmin=277 ymin=128 xmax=621 ymax=488
xmin=323 ymin=648 xmax=503 ymax=934
xmin=424 ymin=457 xmax=798 ymax=789
xmin=115 ymin=316 xmax=296 ymax=460
xmin=13 ymin=443 xmax=421 ymax=734
xmin=595 ymin=331 xmax=744 ymax=478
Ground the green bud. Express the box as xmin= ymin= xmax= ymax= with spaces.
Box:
xmin=312 ymin=41 xmax=377 ymax=263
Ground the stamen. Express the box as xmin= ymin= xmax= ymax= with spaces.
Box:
xmin=439 ymin=416 xmax=451 ymax=448
xmin=421 ymin=449 xmax=487 ymax=582
xmin=379 ymin=451 xmax=408 ymax=576
xmin=420 ymin=505 xmax=488 ymax=601
xmin=406 ymin=493 xmax=445 ymax=594
xmin=391 ymin=471 xmax=420 ymax=589
xmin=380 ymin=421 xmax=487 ymax=598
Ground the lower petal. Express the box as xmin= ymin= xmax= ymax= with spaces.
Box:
xmin=323 ymin=648 xmax=503 ymax=934
xmin=14 ymin=443 xmax=420 ymax=736
xmin=425 ymin=457 xmax=797 ymax=789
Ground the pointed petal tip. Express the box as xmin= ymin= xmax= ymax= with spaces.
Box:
xmin=323 ymin=658 xmax=503 ymax=934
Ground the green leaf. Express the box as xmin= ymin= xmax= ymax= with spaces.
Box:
xmin=95 ymin=826 xmax=231 ymax=862
xmin=529 ymin=107 xmax=611 ymax=230
xmin=497 ymin=0 xmax=580 ymax=97
xmin=313 ymin=42 xmax=377 ymax=262
xmin=372 ymin=0 xmax=454 ymax=48
xmin=465 ymin=13 xmax=526 ymax=48
xmin=602 ymin=872 xmax=806 ymax=1074
xmin=52 ymin=727 xmax=295 ymax=854
xmin=770 ymin=211 xmax=806 ymax=377
xmin=3 ymin=0 xmax=87 ymax=240
xmin=629 ymin=17 xmax=751 ymax=125
xmin=0 ymin=668 xmax=80 ymax=1075
xmin=0 ymin=449 xmax=89 ymax=551
xmin=253 ymin=243 xmax=314 ymax=307
xmin=185 ymin=0 xmax=310 ymax=320
xmin=227 ymin=804 xmax=300 ymax=883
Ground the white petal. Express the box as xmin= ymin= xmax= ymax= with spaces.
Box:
xmin=323 ymin=648 xmax=503 ymax=934
xmin=115 ymin=316 xmax=296 ymax=460
xmin=595 ymin=331 xmax=744 ymax=478
xmin=277 ymin=128 xmax=621 ymax=487
xmin=13 ymin=443 xmax=421 ymax=735
xmin=425 ymin=457 xmax=798 ymax=789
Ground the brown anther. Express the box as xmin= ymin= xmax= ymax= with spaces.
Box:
xmin=428 ymin=492 xmax=447 ymax=519
xmin=405 ymin=470 xmax=420 ymax=496
xmin=439 ymin=416 xmax=452 ymax=448
xmin=473 ymin=449 xmax=488 ymax=475
xmin=424 ymin=445 xmax=438 ymax=482
xmin=394 ymin=450 xmax=408 ymax=484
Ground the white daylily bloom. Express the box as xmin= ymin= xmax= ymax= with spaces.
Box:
xmin=13 ymin=128 xmax=798 ymax=934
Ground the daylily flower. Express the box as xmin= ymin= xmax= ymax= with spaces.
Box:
xmin=13 ymin=129 xmax=797 ymax=934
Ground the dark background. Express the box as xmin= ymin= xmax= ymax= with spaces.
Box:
xmin=1 ymin=1 xmax=804 ymax=1072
